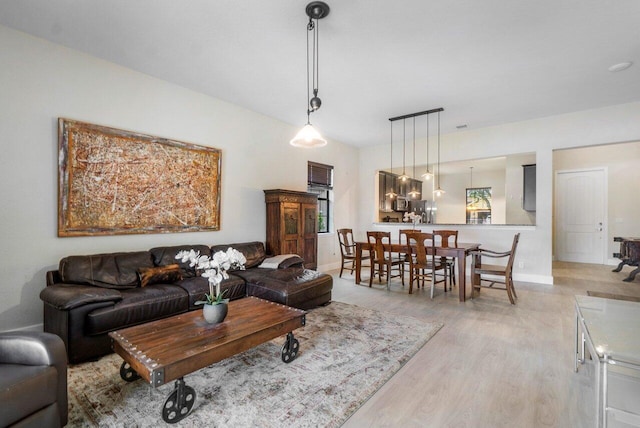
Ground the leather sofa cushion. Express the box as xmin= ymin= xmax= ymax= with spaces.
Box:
xmin=59 ymin=251 xmax=154 ymax=289
xmin=176 ymin=276 xmax=246 ymax=309
xmin=40 ymin=284 xmax=122 ymax=310
xmin=85 ymin=284 xmax=188 ymax=335
xmin=0 ymin=364 xmax=58 ymax=427
xmin=234 ymin=268 xmax=332 ymax=309
xmin=211 ymin=241 xmax=266 ymax=269
xmin=150 ymin=245 xmax=212 ymax=278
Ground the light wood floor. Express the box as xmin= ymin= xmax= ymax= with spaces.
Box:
xmin=328 ymin=261 xmax=640 ymax=427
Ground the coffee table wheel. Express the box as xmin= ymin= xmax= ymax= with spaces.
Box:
xmin=281 ymin=332 xmax=299 ymax=363
xmin=119 ymin=361 xmax=141 ymax=382
xmin=162 ymin=378 xmax=196 ymax=424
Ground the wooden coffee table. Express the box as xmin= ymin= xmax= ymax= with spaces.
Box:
xmin=109 ymin=296 xmax=306 ymax=423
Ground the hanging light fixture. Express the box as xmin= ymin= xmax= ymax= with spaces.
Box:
xmin=388 ymin=107 xmax=443 ymax=195
xmin=290 ymin=2 xmax=330 ymax=148
xmin=398 ymin=119 xmax=410 ymax=182
xmin=421 ymin=114 xmax=433 ymax=181
xmin=386 ymin=121 xmax=397 ymax=199
xmin=408 ymin=117 xmax=421 ymax=198
xmin=433 ymin=110 xmax=446 ymax=197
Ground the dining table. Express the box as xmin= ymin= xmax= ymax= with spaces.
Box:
xmin=354 ymin=241 xmax=481 ymax=302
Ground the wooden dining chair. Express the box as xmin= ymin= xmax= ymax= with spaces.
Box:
xmin=433 ymin=230 xmax=458 ymax=289
xmin=398 ymin=228 xmax=416 ymax=281
xmin=337 ymin=228 xmax=370 ymax=278
xmin=366 ymin=231 xmax=404 ymax=289
xmin=469 ymin=233 xmax=520 ymax=304
xmin=405 ymin=231 xmax=448 ymax=297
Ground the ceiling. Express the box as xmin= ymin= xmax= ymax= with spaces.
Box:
xmin=1 ymin=0 xmax=639 ymax=148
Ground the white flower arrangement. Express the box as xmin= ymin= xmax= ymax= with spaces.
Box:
xmin=403 ymin=211 xmax=421 ymax=225
xmin=175 ymin=248 xmax=246 ymax=305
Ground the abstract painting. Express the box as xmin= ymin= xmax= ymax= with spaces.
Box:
xmin=58 ymin=119 xmax=221 ymax=236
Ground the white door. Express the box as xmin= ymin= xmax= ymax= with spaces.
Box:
xmin=555 ymin=168 xmax=606 ymax=263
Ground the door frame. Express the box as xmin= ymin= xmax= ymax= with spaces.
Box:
xmin=554 ymin=167 xmax=609 ymax=264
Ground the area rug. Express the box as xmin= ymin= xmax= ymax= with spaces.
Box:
xmin=587 ymin=290 xmax=640 ymax=302
xmin=67 ymin=301 xmax=443 ymax=427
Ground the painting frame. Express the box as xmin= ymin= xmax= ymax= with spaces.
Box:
xmin=58 ymin=118 xmax=222 ymax=237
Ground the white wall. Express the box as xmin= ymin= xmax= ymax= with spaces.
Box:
xmin=358 ymin=103 xmax=640 ymax=285
xmin=0 ymin=26 xmax=358 ymax=330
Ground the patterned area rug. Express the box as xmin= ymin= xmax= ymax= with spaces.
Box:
xmin=67 ymin=301 xmax=443 ymax=427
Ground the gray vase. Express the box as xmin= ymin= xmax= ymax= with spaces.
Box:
xmin=202 ymin=303 xmax=228 ymax=324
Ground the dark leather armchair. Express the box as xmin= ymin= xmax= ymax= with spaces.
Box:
xmin=0 ymin=332 xmax=68 ymax=427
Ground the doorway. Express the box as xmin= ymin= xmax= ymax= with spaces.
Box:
xmin=555 ymin=168 xmax=607 ymax=264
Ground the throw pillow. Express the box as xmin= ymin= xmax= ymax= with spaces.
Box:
xmin=138 ymin=264 xmax=183 ymax=287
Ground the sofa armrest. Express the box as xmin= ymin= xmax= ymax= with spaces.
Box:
xmin=40 ymin=284 xmax=122 ymax=310
xmin=0 ymin=332 xmax=68 ymax=426
xmin=0 ymin=331 xmax=66 ymax=366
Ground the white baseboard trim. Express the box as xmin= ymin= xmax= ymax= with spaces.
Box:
xmin=514 ymin=273 xmax=554 ymax=285
xmin=1 ymin=323 xmax=43 ymax=333
xmin=317 ymin=262 xmax=341 ymax=273
xmin=480 ymin=273 xmax=554 ymax=285
xmin=607 ymin=258 xmax=622 ymax=267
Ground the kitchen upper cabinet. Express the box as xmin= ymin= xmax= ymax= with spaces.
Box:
xmin=378 ymin=171 xmax=422 ymax=212
xmin=522 ymin=164 xmax=536 ymax=212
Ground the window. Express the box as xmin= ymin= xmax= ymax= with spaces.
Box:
xmin=307 ymin=161 xmax=333 ymax=233
xmin=466 ymin=187 xmax=492 ymax=224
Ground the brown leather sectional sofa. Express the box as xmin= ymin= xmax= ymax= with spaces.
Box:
xmin=40 ymin=241 xmax=332 ymax=364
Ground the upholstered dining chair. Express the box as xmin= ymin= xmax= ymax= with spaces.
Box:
xmin=433 ymin=230 xmax=458 ymax=289
xmin=405 ymin=231 xmax=448 ymax=297
xmin=469 ymin=233 xmax=520 ymax=304
xmin=337 ymin=228 xmax=370 ymax=278
xmin=366 ymin=231 xmax=404 ymax=289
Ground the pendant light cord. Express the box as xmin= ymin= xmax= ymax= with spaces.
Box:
xmin=437 ymin=111 xmax=441 ymax=188
xmin=390 ymin=121 xmax=393 ymax=174
xmin=426 ymin=115 xmax=430 ymax=172
xmin=402 ymin=119 xmax=406 ymax=175
xmin=412 ymin=117 xmax=416 ymax=180
xmin=306 ymin=18 xmax=312 ymax=121
xmin=314 ymin=18 xmax=319 ymax=95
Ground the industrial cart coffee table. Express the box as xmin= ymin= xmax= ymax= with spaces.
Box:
xmin=109 ymin=296 xmax=306 ymax=423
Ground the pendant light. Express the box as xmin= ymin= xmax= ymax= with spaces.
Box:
xmin=290 ymin=2 xmax=330 ymax=148
xmin=398 ymin=119 xmax=410 ymax=182
xmin=408 ymin=117 xmax=420 ymax=198
xmin=421 ymin=114 xmax=433 ymax=181
xmin=385 ymin=121 xmax=397 ymax=199
xmin=433 ymin=110 xmax=446 ymax=197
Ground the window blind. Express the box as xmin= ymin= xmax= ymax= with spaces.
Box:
xmin=308 ymin=161 xmax=333 ymax=188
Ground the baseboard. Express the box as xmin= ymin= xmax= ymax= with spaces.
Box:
xmin=607 ymin=258 xmax=622 ymax=266
xmin=481 ymin=273 xmax=554 ymax=285
xmin=1 ymin=323 xmax=43 ymax=333
xmin=513 ymin=273 xmax=554 ymax=285
xmin=317 ymin=262 xmax=341 ymax=273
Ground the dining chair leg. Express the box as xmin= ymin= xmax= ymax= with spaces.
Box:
xmin=339 ymin=259 xmax=345 ymax=278
xmin=369 ymin=261 xmax=375 ymax=287
xmin=510 ymin=277 xmax=517 ymax=299
xmin=408 ymin=267 xmax=414 ymax=294
xmin=430 ymin=273 xmax=435 ymax=299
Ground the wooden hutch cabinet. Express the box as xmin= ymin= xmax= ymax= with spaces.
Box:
xmin=264 ymin=189 xmax=318 ymax=270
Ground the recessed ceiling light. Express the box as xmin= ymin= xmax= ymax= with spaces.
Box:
xmin=608 ymin=62 xmax=633 ymax=72
xmin=456 ymin=124 xmax=468 ymax=129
